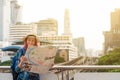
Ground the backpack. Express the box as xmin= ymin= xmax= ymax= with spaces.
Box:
xmin=11 ymin=48 xmax=26 ymax=80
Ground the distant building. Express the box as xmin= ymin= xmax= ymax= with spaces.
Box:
xmin=0 ymin=0 xmax=10 ymax=41
xmin=103 ymin=9 xmax=120 ymax=53
xmin=9 ymin=24 xmax=37 ymax=42
xmin=73 ymin=37 xmax=86 ymax=56
xmin=10 ymin=0 xmax=22 ymax=24
xmin=36 ymin=18 xmax=58 ymax=36
xmin=0 ymin=0 xmax=21 ymax=41
xmin=63 ymin=9 xmax=72 ymax=36
xmin=39 ymin=35 xmax=78 ymax=61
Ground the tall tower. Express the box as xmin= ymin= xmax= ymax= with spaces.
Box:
xmin=10 ymin=0 xmax=22 ymax=24
xmin=0 ymin=0 xmax=11 ymax=41
xmin=63 ymin=9 xmax=72 ymax=36
xmin=111 ymin=9 xmax=120 ymax=32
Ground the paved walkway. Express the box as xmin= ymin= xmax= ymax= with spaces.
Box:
xmin=0 ymin=73 xmax=12 ymax=80
xmin=0 ymin=73 xmax=58 ymax=80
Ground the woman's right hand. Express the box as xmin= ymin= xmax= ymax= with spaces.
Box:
xmin=18 ymin=56 xmax=27 ymax=68
xmin=20 ymin=56 xmax=27 ymax=62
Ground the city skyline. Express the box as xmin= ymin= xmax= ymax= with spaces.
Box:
xmin=18 ymin=0 xmax=120 ymax=50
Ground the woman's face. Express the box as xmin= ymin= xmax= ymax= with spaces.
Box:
xmin=26 ymin=36 xmax=36 ymax=47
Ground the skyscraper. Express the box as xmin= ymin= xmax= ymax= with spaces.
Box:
xmin=63 ymin=9 xmax=72 ymax=36
xmin=10 ymin=0 xmax=22 ymax=24
xmin=0 ymin=0 xmax=10 ymax=41
xmin=0 ymin=0 xmax=21 ymax=41
xmin=103 ymin=9 xmax=120 ymax=53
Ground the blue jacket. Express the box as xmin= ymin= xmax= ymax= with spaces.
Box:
xmin=14 ymin=48 xmax=27 ymax=80
xmin=15 ymin=48 xmax=26 ymax=73
xmin=15 ymin=47 xmax=40 ymax=80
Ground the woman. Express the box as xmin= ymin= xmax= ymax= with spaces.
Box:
xmin=15 ymin=34 xmax=40 ymax=80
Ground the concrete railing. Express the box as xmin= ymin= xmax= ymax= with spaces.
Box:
xmin=52 ymin=65 xmax=120 ymax=80
xmin=1 ymin=65 xmax=120 ymax=80
xmin=0 ymin=66 xmax=11 ymax=73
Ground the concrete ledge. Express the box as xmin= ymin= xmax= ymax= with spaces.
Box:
xmin=0 ymin=73 xmax=58 ymax=80
xmin=0 ymin=73 xmax=12 ymax=80
xmin=74 ymin=73 xmax=120 ymax=80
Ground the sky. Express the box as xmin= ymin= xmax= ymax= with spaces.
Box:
xmin=17 ymin=0 xmax=120 ymax=50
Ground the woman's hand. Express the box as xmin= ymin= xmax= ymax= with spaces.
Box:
xmin=18 ymin=56 xmax=27 ymax=68
xmin=20 ymin=56 xmax=27 ymax=62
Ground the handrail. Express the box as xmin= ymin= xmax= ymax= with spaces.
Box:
xmin=57 ymin=56 xmax=84 ymax=65
xmin=2 ymin=65 xmax=120 ymax=71
xmin=0 ymin=66 xmax=11 ymax=73
xmin=0 ymin=66 xmax=10 ymax=69
xmin=57 ymin=56 xmax=98 ymax=65
xmin=52 ymin=65 xmax=120 ymax=70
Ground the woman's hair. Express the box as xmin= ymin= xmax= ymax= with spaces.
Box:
xmin=23 ymin=34 xmax=39 ymax=49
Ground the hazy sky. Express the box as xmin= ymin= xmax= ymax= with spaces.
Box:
xmin=18 ymin=0 xmax=120 ymax=50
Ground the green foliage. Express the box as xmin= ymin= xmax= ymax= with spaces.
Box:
xmin=0 ymin=60 xmax=12 ymax=66
xmin=97 ymin=48 xmax=120 ymax=65
xmin=54 ymin=55 xmax=65 ymax=64
xmin=97 ymin=48 xmax=120 ymax=72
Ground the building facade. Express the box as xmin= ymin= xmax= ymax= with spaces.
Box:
xmin=0 ymin=0 xmax=21 ymax=41
xmin=103 ymin=9 xmax=120 ymax=53
xmin=73 ymin=37 xmax=86 ymax=56
xmin=9 ymin=24 xmax=37 ymax=42
xmin=39 ymin=35 xmax=78 ymax=61
xmin=0 ymin=0 xmax=10 ymax=41
xmin=36 ymin=18 xmax=58 ymax=36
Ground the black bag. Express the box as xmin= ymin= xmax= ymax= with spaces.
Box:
xmin=28 ymin=72 xmax=40 ymax=80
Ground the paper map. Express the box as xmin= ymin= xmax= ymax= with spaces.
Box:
xmin=25 ymin=46 xmax=57 ymax=74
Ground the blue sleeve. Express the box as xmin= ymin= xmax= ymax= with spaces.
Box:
xmin=15 ymin=48 xmax=26 ymax=73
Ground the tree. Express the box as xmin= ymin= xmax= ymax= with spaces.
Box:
xmin=97 ymin=48 xmax=120 ymax=72
xmin=0 ymin=60 xmax=12 ymax=66
xmin=54 ymin=55 xmax=65 ymax=64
